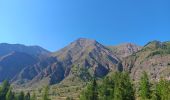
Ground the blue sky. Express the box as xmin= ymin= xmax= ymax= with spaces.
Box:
xmin=0 ymin=0 xmax=170 ymax=51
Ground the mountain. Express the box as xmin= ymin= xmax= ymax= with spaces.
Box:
xmin=1 ymin=39 xmax=169 ymax=100
xmin=15 ymin=38 xmax=122 ymax=86
xmin=0 ymin=43 xmax=50 ymax=59
xmin=122 ymin=41 xmax=170 ymax=81
xmin=108 ymin=43 xmax=142 ymax=59
xmin=0 ymin=43 xmax=50 ymax=82
xmin=0 ymin=52 xmax=37 ymax=82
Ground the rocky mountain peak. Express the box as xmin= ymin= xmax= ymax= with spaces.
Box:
xmin=108 ymin=43 xmax=142 ymax=59
xmin=69 ymin=38 xmax=98 ymax=49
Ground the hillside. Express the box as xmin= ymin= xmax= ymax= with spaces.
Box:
xmin=123 ymin=41 xmax=170 ymax=81
xmin=108 ymin=43 xmax=142 ymax=59
xmin=0 ymin=43 xmax=50 ymax=83
xmin=0 ymin=52 xmax=37 ymax=82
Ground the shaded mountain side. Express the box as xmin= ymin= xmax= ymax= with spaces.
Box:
xmin=107 ymin=43 xmax=142 ymax=60
xmin=122 ymin=41 xmax=170 ymax=81
xmin=0 ymin=52 xmax=37 ymax=82
xmin=14 ymin=38 xmax=122 ymax=86
xmin=0 ymin=43 xmax=50 ymax=82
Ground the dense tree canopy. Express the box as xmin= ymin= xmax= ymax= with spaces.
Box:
xmin=80 ymin=71 xmax=170 ymax=100
xmin=80 ymin=72 xmax=135 ymax=100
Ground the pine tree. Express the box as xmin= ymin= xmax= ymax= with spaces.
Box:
xmin=6 ymin=88 xmax=15 ymax=100
xmin=25 ymin=92 xmax=31 ymax=100
xmin=0 ymin=80 xmax=10 ymax=100
xmin=139 ymin=71 xmax=151 ymax=100
xmin=99 ymin=76 xmax=114 ymax=100
xmin=121 ymin=72 xmax=135 ymax=100
xmin=80 ymin=78 xmax=98 ymax=100
xmin=156 ymin=78 xmax=170 ymax=100
xmin=17 ymin=91 xmax=25 ymax=100
xmin=113 ymin=72 xmax=135 ymax=100
xmin=92 ymin=78 xmax=98 ymax=100
xmin=6 ymin=89 xmax=14 ymax=100
xmin=43 ymin=86 xmax=50 ymax=100
xmin=31 ymin=92 xmax=36 ymax=100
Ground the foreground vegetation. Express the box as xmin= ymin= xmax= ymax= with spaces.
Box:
xmin=80 ymin=72 xmax=170 ymax=100
xmin=1 ymin=71 xmax=170 ymax=100
xmin=0 ymin=81 xmax=50 ymax=100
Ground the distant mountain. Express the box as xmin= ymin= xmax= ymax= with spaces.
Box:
xmin=15 ymin=38 xmax=122 ymax=86
xmin=0 ymin=43 xmax=50 ymax=59
xmin=0 ymin=52 xmax=37 ymax=82
xmin=0 ymin=43 xmax=50 ymax=82
xmin=123 ymin=41 xmax=170 ymax=81
xmin=108 ymin=43 xmax=142 ymax=59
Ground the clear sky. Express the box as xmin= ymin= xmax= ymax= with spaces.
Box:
xmin=0 ymin=0 xmax=170 ymax=51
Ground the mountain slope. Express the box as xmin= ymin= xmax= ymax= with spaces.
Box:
xmin=15 ymin=38 xmax=122 ymax=86
xmin=0 ymin=52 xmax=37 ymax=82
xmin=108 ymin=43 xmax=142 ymax=59
xmin=122 ymin=41 xmax=170 ymax=81
xmin=0 ymin=43 xmax=50 ymax=82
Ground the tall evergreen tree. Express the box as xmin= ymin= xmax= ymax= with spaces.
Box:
xmin=31 ymin=92 xmax=36 ymax=100
xmin=43 ymin=86 xmax=50 ymax=100
xmin=6 ymin=88 xmax=15 ymax=100
xmin=113 ymin=72 xmax=135 ymax=100
xmin=99 ymin=76 xmax=114 ymax=100
xmin=17 ymin=91 xmax=25 ymax=100
xmin=92 ymin=78 xmax=98 ymax=100
xmin=139 ymin=71 xmax=151 ymax=100
xmin=80 ymin=78 xmax=98 ymax=100
xmin=156 ymin=78 xmax=170 ymax=100
xmin=0 ymin=80 xmax=10 ymax=100
xmin=25 ymin=92 xmax=31 ymax=100
xmin=121 ymin=72 xmax=135 ymax=100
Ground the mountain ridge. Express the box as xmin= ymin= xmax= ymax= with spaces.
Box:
xmin=14 ymin=38 xmax=122 ymax=86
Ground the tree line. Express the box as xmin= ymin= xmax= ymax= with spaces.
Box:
xmin=80 ymin=71 xmax=170 ymax=100
xmin=0 ymin=80 xmax=50 ymax=100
